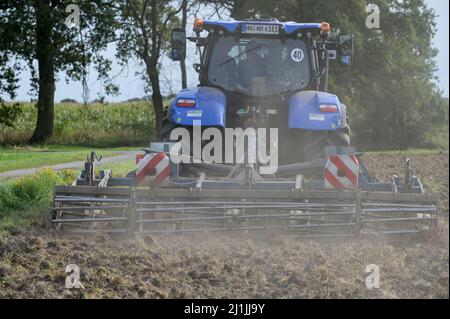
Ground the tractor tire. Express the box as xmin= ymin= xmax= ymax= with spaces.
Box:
xmin=302 ymin=126 xmax=350 ymax=162
xmin=160 ymin=120 xmax=177 ymax=142
xmin=160 ymin=110 xmax=178 ymax=141
xmin=287 ymin=124 xmax=351 ymax=163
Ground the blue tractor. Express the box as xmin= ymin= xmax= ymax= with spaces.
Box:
xmin=164 ymin=17 xmax=355 ymax=164
xmin=50 ymin=18 xmax=439 ymax=238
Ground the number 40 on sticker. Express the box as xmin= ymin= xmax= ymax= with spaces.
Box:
xmin=291 ymin=48 xmax=304 ymax=62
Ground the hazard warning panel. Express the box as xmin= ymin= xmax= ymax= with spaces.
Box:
xmin=135 ymin=152 xmax=170 ymax=186
xmin=324 ymin=154 xmax=359 ymax=189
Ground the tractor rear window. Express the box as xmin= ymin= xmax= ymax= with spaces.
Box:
xmin=207 ymin=35 xmax=311 ymax=96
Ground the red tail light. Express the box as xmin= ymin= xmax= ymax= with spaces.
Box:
xmin=319 ymin=104 xmax=338 ymax=113
xmin=176 ymin=98 xmax=196 ymax=107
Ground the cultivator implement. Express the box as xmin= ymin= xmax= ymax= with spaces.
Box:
xmin=52 ymin=145 xmax=438 ymax=239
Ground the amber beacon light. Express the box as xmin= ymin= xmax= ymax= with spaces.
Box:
xmin=194 ymin=18 xmax=204 ymax=29
xmin=321 ymin=21 xmax=331 ymax=33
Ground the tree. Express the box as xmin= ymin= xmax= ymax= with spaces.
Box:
xmin=0 ymin=53 xmax=21 ymax=128
xmin=116 ymin=0 xmax=181 ymax=139
xmin=180 ymin=0 xmax=188 ymax=89
xmin=0 ymin=1 xmax=117 ymax=143
xmin=179 ymin=0 xmax=234 ymax=89
xmin=230 ymin=0 xmax=447 ymax=149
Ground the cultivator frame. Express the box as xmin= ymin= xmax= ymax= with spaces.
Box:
xmin=52 ymin=145 xmax=438 ymax=239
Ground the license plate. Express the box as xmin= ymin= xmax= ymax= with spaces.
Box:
xmin=187 ymin=110 xmax=202 ymax=117
xmin=310 ymin=113 xmax=325 ymax=121
xmin=242 ymin=24 xmax=279 ymax=35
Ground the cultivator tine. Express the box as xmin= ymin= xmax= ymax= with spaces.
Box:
xmin=51 ymin=184 xmax=438 ymax=238
xmin=132 ymin=195 xmax=358 ymax=236
xmin=52 ymin=186 xmax=131 ymax=234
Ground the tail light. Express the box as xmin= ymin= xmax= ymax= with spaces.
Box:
xmin=176 ymin=98 xmax=196 ymax=107
xmin=319 ymin=104 xmax=338 ymax=113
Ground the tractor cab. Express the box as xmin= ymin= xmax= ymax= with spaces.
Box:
xmin=207 ymin=34 xmax=312 ymax=97
xmin=171 ymin=18 xmax=353 ymax=96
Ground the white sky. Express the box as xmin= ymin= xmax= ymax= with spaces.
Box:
xmin=5 ymin=0 xmax=449 ymax=102
xmin=427 ymin=0 xmax=449 ymax=97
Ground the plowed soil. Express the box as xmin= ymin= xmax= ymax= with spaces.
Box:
xmin=0 ymin=153 xmax=448 ymax=299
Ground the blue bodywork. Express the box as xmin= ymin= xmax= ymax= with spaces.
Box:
xmin=171 ymin=88 xmax=345 ymax=131
xmin=171 ymin=20 xmax=342 ymax=131
xmin=288 ymin=91 xmax=345 ymax=131
xmin=203 ymin=20 xmax=321 ymax=34
xmin=170 ymin=87 xmax=227 ymax=127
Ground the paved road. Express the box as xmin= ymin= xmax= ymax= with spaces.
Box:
xmin=0 ymin=151 xmax=139 ymax=180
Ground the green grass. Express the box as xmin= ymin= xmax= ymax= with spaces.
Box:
xmin=0 ymin=209 xmax=49 ymax=235
xmin=0 ymin=158 xmax=136 ymax=233
xmin=1 ymin=145 xmax=140 ymax=152
xmin=0 ymin=146 xmax=139 ymax=173
xmin=0 ymin=168 xmax=76 ymax=233
xmin=95 ymin=159 xmax=136 ymax=177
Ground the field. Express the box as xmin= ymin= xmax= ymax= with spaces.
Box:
xmin=0 ymin=102 xmax=154 ymax=147
xmin=0 ymin=152 xmax=448 ymax=299
xmin=0 ymin=105 xmax=448 ymax=299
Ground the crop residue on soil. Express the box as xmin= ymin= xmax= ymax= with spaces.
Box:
xmin=0 ymin=232 xmax=448 ymax=299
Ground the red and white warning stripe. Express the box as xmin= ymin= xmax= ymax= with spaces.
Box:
xmin=324 ymin=154 xmax=359 ymax=189
xmin=135 ymin=152 xmax=170 ymax=186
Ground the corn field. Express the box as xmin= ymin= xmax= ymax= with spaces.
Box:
xmin=0 ymin=102 xmax=155 ymax=146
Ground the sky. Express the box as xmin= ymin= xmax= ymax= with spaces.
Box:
xmin=5 ymin=0 xmax=450 ymax=102
xmin=427 ymin=0 xmax=449 ymax=97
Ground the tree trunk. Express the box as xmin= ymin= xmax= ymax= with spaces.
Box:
xmin=146 ymin=62 xmax=164 ymax=140
xmin=180 ymin=58 xmax=187 ymax=89
xmin=180 ymin=0 xmax=188 ymax=89
xmin=30 ymin=0 xmax=55 ymax=143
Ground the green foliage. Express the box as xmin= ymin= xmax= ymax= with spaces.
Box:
xmin=0 ymin=1 xmax=118 ymax=99
xmin=0 ymin=101 xmax=22 ymax=128
xmin=115 ymin=0 xmax=182 ymax=137
xmin=0 ymin=1 xmax=119 ymax=142
xmin=0 ymin=168 xmax=75 ymax=214
xmin=0 ymin=102 xmax=154 ymax=146
xmin=231 ymin=0 xmax=448 ymax=150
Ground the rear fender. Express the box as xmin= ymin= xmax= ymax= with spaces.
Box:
xmin=169 ymin=87 xmax=226 ymax=127
xmin=288 ymin=91 xmax=345 ymax=131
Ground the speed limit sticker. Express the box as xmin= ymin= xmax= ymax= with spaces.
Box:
xmin=291 ymin=48 xmax=304 ymax=62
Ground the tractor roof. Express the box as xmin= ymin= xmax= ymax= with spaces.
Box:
xmin=202 ymin=19 xmax=322 ymax=34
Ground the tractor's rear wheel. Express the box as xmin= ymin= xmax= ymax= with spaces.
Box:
xmin=302 ymin=126 xmax=350 ymax=162
xmin=287 ymin=125 xmax=351 ymax=163
xmin=160 ymin=110 xmax=177 ymax=141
